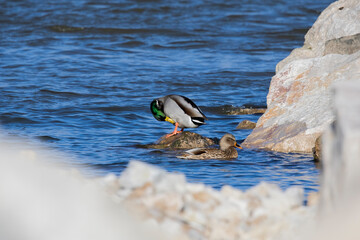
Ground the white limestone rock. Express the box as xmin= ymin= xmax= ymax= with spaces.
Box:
xmin=277 ymin=0 xmax=360 ymax=73
xmin=118 ymin=160 xmax=165 ymax=189
xmin=243 ymin=0 xmax=360 ymax=153
xmin=118 ymin=160 xmax=186 ymax=194
xmin=108 ymin=161 xmax=312 ymax=240
xmin=304 ymin=0 xmax=360 ymax=57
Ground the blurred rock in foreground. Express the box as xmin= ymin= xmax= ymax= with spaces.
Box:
xmin=243 ymin=0 xmax=360 ymax=153
xmin=320 ymin=78 xmax=360 ymax=214
xmin=0 ymin=134 xmax=314 ymax=240
xmin=302 ymin=69 xmax=360 ymax=240
xmin=100 ymin=160 xmax=311 ymax=240
xmin=0 ymin=137 xmax=165 ymax=240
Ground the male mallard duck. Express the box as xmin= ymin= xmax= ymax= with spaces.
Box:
xmin=177 ymin=133 xmax=242 ymax=159
xmin=150 ymin=95 xmax=207 ymax=138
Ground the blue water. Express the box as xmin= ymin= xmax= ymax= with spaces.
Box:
xmin=1 ymin=0 xmax=333 ymax=194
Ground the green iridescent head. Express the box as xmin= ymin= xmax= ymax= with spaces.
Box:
xmin=151 ymin=99 xmax=165 ymax=121
xmin=150 ymin=99 xmax=175 ymax=124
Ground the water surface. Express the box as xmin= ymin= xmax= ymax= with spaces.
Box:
xmin=1 ymin=0 xmax=334 ymax=194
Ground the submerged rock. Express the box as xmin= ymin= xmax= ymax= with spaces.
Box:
xmin=145 ymin=131 xmax=215 ymax=150
xmin=243 ymin=0 xmax=360 ymax=153
xmin=236 ymin=120 xmax=256 ymax=129
xmin=207 ymin=105 xmax=266 ymax=115
xmin=226 ymin=108 xmax=266 ymax=115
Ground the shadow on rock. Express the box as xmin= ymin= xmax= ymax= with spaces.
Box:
xmin=312 ymin=135 xmax=322 ymax=162
xmin=144 ymin=131 xmax=215 ymax=150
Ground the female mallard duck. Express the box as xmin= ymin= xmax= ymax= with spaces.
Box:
xmin=150 ymin=95 xmax=207 ymax=137
xmin=177 ymin=133 xmax=242 ymax=159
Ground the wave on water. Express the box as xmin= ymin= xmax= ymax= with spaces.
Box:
xmin=152 ymin=40 xmax=212 ymax=49
xmin=35 ymin=135 xmax=60 ymax=142
xmin=119 ymin=40 xmax=145 ymax=47
xmin=47 ymin=25 xmax=193 ymax=37
xmin=0 ymin=114 xmax=39 ymax=125
xmin=88 ymin=106 xmax=129 ymax=112
xmin=39 ymin=89 xmax=102 ymax=98
xmin=39 ymin=89 xmax=83 ymax=96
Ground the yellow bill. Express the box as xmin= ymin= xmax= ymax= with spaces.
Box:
xmin=234 ymin=142 xmax=243 ymax=149
xmin=165 ymin=116 xmax=175 ymax=124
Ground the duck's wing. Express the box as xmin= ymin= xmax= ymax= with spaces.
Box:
xmin=168 ymin=95 xmax=207 ymax=120
xmin=176 ymin=148 xmax=207 ymax=159
xmin=185 ymin=148 xmax=207 ymax=155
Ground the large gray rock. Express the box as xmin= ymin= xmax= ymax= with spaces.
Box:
xmin=243 ymin=0 xmax=360 ymax=153
xmin=276 ymin=0 xmax=360 ymax=73
xmin=243 ymin=51 xmax=360 ymax=152
xmin=304 ymin=0 xmax=360 ymax=57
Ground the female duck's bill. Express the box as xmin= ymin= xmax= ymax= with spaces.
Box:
xmin=150 ymin=95 xmax=207 ymax=138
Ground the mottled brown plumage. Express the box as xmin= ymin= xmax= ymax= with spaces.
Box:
xmin=177 ymin=133 xmax=242 ymax=160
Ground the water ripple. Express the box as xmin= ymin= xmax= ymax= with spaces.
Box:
xmin=48 ymin=25 xmax=194 ymax=37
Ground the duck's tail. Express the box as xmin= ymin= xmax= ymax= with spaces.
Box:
xmin=191 ymin=117 xmax=206 ymax=126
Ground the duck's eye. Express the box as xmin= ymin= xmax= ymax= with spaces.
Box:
xmin=227 ymin=138 xmax=235 ymax=143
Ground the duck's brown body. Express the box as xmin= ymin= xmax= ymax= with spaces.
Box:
xmin=177 ymin=133 xmax=242 ymax=160
xmin=178 ymin=147 xmax=238 ymax=160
